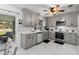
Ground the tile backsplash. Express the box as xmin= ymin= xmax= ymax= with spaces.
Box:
xmin=49 ymin=26 xmax=77 ymax=32
xmin=18 ymin=25 xmax=34 ymax=32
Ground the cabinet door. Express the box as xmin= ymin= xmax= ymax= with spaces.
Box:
xmin=31 ymin=11 xmax=36 ymax=26
xmin=49 ymin=31 xmax=52 ymax=40
xmin=69 ymin=33 xmax=76 ymax=44
xmin=64 ymin=33 xmax=70 ymax=43
xmin=25 ymin=34 xmax=33 ymax=48
xmin=46 ymin=31 xmax=49 ymax=40
xmin=22 ymin=8 xmax=26 ymax=26
xmin=49 ymin=31 xmax=55 ymax=40
xmin=48 ymin=17 xmax=56 ymax=27
xmin=42 ymin=31 xmax=48 ymax=40
xmin=42 ymin=32 xmax=45 ymax=40
xmin=37 ymin=33 xmax=43 ymax=43
xmin=21 ymin=34 xmax=32 ymax=49
xmin=35 ymin=14 xmax=40 ymax=28
xmin=31 ymin=33 xmax=37 ymax=45
xmin=21 ymin=34 xmax=26 ymax=48
xmin=65 ymin=15 xmax=72 ymax=26
xmin=64 ymin=33 xmax=76 ymax=44
xmin=22 ymin=8 xmax=31 ymax=26
xmin=72 ymin=14 xmax=77 ymax=26
xmin=42 ymin=32 xmax=46 ymax=40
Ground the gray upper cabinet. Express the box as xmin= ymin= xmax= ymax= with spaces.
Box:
xmin=47 ymin=16 xmax=61 ymax=27
xmin=22 ymin=8 xmax=31 ymax=26
xmin=22 ymin=8 xmax=39 ymax=27
xmin=31 ymin=11 xmax=36 ymax=26
xmin=31 ymin=11 xmax=39 ymax=27
xmin=35 ymin=15 xmax=41 ymax=29
xmin=47 ymin=12 xmax=78 ymax=27
xmin=71 ymin=14 xmax=77 ymax=26
xmin=47 ymin=17 xmax=56 ymax=27
xmin=65 ymin=13 xmax=77 ymax=26
xmin=65 ymin=15 xmax=72 ymax=26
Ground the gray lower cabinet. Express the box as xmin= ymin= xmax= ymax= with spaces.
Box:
xmin=42 ymin=31 xmax=49 ymax=40
xmin=64 ymin=32 xmax=76 ymax=45
xmin=31 ymin=33 xmax=37 ymax=45
xmin=21 ymin=34 xmax=32 ymax=49
xmin=49 ymin=31 xmax=55 ymax=40
xmin=21 ymin=33 xmax=37 ymax=49
xmin=37 ymin=33 xmax=43 ymax=43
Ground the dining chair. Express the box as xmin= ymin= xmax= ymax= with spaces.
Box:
xmin=3 ymin=37 xmax=18 ymax=55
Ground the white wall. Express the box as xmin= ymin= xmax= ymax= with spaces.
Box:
xmin=0 ymin=4 xmax=22 ymax=47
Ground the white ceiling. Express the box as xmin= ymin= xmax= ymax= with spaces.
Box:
xmin=10 ymin=4 xmax=79 ymax=17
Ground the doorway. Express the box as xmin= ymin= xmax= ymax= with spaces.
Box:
xmin=0 ymin=14 xmax=15 ymax=43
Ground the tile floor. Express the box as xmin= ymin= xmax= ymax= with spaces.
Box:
xmin=17 ymin=40 xmax=79 ymax=55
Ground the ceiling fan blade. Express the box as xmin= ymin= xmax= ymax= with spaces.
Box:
xmin=43 ymin=10 xmax=48 ymax=11
xmin=45 ymin=13 xmax=49 ymax=15
xmin=56 ymin=5 xmax=60 ymax=8
xmin=68 ymin=4 xmax=73 ymax=7
xmin=59 ymin=10 xmax=65 ymax=12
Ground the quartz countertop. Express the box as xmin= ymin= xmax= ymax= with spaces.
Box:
xmin=49 ymin=30 xmax=79 ymax=33
xmin=21 ymin=30 xmax=42 ymax=34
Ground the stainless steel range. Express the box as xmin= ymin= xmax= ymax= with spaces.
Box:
xmin=54 ymin=32 xmax=64 ymax=45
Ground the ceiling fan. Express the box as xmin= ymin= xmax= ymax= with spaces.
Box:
xmin=43 ymin=5 xmax=65 ymax=16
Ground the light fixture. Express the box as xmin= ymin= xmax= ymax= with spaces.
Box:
xmin=2 ymin=21 xmax=6 ymax=24
xmin=0 ymin=25 xmax=3 ymax=26
xmin=19 ymin=19 xmax=22 ymax=24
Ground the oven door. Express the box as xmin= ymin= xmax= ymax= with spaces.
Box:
xmin=55 ymin=32 xmax=64 ymax=40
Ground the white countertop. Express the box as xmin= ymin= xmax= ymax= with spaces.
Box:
xmin=50 ymin=30 xmax=79 ymax=33
xmin=21 ymin=30 xmax=42 ymax=34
